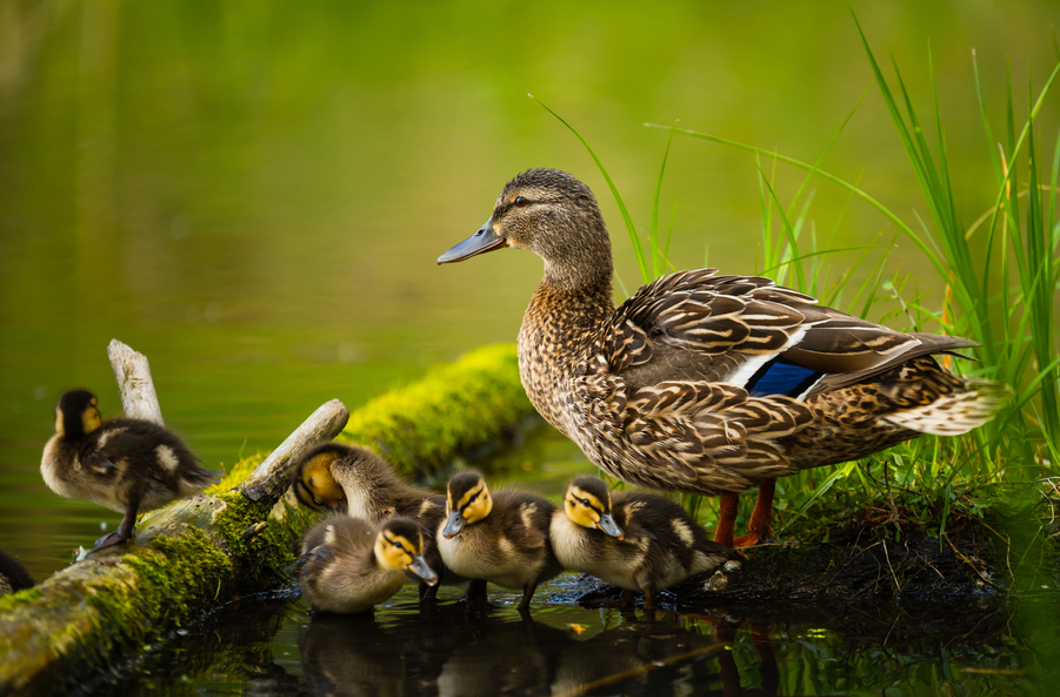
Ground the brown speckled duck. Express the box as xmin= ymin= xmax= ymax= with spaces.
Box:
xmin=437 ymin=470 xmax=562 ymax=611
xmin=293 ymin=442 xmax=459 ymax=599
xmin=438 ymin=168 xmax=1009 ymax=548
xmin=40 ymin=390 xmax=220 ymax=554
xmin=551 ymin=477 xmax=735 ymax=610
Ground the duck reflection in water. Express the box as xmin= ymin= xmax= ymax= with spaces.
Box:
xmin=299 ymin=602 xmax=572 ymax=696
xmin=298 ymin=599 xmax=774 ymax=696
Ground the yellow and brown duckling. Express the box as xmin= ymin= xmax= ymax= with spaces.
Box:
xmin=439 ymin=168 xmax=1009 ymax=548
xmin=292 ymin=442 xmax=458 ymax=599
xmin=0 ymin=548 xmax=34 ymax=595
xmin=40 ymin=390 xmax=220 ymax=554
xmin=550 ymin=477 xmax=735 ymax=611
xmin=299 ymin=515 xmax=437 ymax=614
xmin=437 ymin=470 xmax=562 ymax=612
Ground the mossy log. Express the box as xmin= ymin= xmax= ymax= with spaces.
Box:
xmin=0 ymin=343 xmax=535 ymax=696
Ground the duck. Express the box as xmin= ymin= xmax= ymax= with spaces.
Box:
xmin=292 ymin=442 xmax=459 ymax=599
xmin=0 ymin=548 xmax=34 ymax=595
xmin=40 ymin=389 xmax=220 ymax=554
xmin=438 ymin=168 xmax=1009 ymax=548
xmin=299 ymin=515 xmax=438 ymax=614
xmin=437 ymin=470 xmax=562 ymax=611
xmin=551 ymin=477 xmax=735 ymax=610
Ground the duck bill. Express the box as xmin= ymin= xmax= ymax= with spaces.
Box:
xmin=408 ymin=555 xmax=439 ymax=586
xmin=442 ymin=510 xmax=466 ymax=539
xmin=437 ymin=219 xmax=507 ymax=264
xmin=597 ymin=513 xmax=624 ymax=540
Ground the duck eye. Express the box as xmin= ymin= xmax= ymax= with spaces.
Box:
xmin=514 ymin=196 xmax=528 ymax=207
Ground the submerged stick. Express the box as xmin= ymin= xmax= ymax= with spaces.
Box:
xmin=107 ymin=339 xmax=164 ymax=426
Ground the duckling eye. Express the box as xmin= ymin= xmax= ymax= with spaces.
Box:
xmin=514 ymin=196 xmax=528 ymax=207
xmin=579 ymin=498 xmax=592 ymax=508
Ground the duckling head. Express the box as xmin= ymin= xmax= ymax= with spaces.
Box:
xmin=55 ymin=390 xmax=102 ymax=440
xmin=442 ymin=471 xmax=493 ymax=538
xmin=437 ymin=169 xmax=613 ymax=291
xmin=565 ymin=478 xmax=624 ymax=540
xmin=293 ymin=443 xmax=350 ymax=512
xmin=375 ymin=518 xmax=438 ymax=585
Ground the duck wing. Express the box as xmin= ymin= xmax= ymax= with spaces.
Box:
xmin=571 ymin=270 xmax=980 ymax=494
xmin=604 ymin=269 xmax=976 ymax=399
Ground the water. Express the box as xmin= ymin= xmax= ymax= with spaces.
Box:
xmin=72 ymin=581 xmax=1045 ymax=696
xmin=2 ymin=1 xmax=1058 ymax=693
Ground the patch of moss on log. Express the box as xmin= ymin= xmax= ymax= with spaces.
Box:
xmin=339 ymin=343 xmax=534 ymax=481
xmin=0 ymin=344 xmax=537 ymax=695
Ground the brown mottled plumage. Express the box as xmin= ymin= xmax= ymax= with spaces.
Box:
xmin=299 ymin=516 xmax=437 ymax=614
xmin=40 ymin=390 xmax=219 ymax=554
xmin=293 ymin=442 xmax=458 ymax=598
xmin=437 ymin=470 xmax=562 ymax=611
xmin=438 ymin=168 xmax=1009 ymax=547
xmin=551 ymin=477 xmax=735 ymax=610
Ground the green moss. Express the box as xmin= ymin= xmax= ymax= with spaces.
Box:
xmin=204 ymin=452 xmax=267 ymax=495
xmin=0 ymin=586 xmax=44 ymax=614
xmin=340 ymin=343 xmax=533 ymax=479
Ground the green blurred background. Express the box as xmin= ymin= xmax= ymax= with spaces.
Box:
xmin=1 ymin=0 xmax=1056 ymax=579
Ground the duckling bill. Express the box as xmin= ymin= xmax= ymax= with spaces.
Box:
xmin=40 ymin=390 xmax=220 ymax=554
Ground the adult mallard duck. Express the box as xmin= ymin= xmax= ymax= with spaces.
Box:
xmin=292 ymin=442 xmax=460 ymax=599
xmin=40 ymin=390 xmax=220 ymax=554
xmin=299 ymin=515 xmax=438 ymax=614
xmin=551 ymin=477 xmax=735 ymax=610
xmin=438 ymin=168 xmax=1009 ymax=547
xmin=437 ymin=470 xmax=562 ymax=611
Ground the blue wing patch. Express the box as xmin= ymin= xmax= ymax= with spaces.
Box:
xmin=746 ymin=357 xmax=823 ymax=399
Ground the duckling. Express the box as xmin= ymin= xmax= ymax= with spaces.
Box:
xmin=550 ymin=477 xmax=735 ymax=611
xmin=437 ymin=470 xmax=562 ymax=611
xmin=438 ymin=168 xmax=1009 ymax=547
xmin=40 ymin=389 xmax=220 ymax=554
xmin=0 ymin=548 xmax=34 ymax=595
xmin=299 ymin=515 xmax=438 ymax=614
xmin=292 ymin=442 xmax=459 ymax=599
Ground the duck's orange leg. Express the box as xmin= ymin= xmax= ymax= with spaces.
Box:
xmin=713 ymin=492 xmax=740 ymax=548
xmin=732 ymin=478 xmax=776 ymax=548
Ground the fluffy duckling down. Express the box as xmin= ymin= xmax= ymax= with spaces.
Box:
xmin=299 ymin=516 xmax=437 ymax=614
xmin=40 ymin=390 xmax=219 ymax=554
xmin=437 ymin=470 xmax=562 ymax=611
xmin=551 ymin=477 xmax=735 ymax=611
xmin=0 ymin=549 xmax=34 ymax=595
xmin=292 ymin=442 xmax=459 ymax=598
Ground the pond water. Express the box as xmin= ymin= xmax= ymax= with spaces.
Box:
xmin=68 ymin=572 xmax=1054 ymax=696
xmin=2 ymin=1 xmax=1059 ymax=694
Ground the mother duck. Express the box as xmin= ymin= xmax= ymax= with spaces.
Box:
xmin=438 ymin=168 xmax=1007 ymax=547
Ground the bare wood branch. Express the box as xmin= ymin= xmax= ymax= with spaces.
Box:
xmin=107 ymin=339 xmax=164 ymax=425
xmin=241 ymin=399 xmax=350 ymax=503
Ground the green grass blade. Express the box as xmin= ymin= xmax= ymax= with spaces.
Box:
xmin=533 ymin=96 xmax=651 ymax=283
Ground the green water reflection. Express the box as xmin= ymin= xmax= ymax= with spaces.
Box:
xmin=1 ymin=1 xmax=1058 ymax=693
xmin=74 ymin=580 xmax=1053 ymax=696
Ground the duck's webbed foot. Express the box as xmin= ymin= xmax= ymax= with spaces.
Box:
xmin=89 ymin=497 xmax=140 ymax=555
